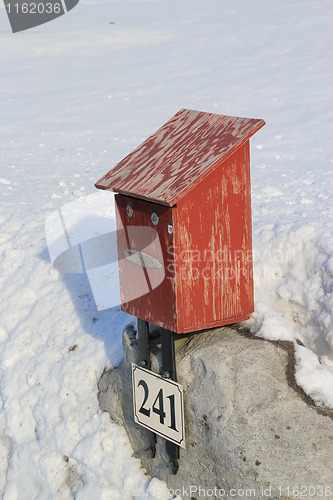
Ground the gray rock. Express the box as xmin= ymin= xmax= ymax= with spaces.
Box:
xmin=98 ymin=324 xmax=333 ymax=499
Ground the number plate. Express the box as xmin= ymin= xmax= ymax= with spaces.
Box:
xmin=132 ymin=364 xmax=185 ymax=448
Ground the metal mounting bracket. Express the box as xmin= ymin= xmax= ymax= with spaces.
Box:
xmin=137 ymin=319 xmax=179 ymax=474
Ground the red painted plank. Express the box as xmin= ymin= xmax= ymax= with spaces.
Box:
xmin=95 ymin=109 xmax=265 ymax=207
xmin=175 ymin=142 xmax=254 ymax=332
xmin=115 ymin=194 xmax=180 ymax=332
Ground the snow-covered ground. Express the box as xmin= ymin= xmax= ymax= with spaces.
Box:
xmin=0 ymin=0 xmax=332 ymax=497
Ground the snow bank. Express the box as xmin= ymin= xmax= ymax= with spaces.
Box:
xmin=248 ymin=221 xmax=333 ymax=407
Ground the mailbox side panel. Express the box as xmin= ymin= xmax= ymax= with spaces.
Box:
xmin=115 ymin=194 xmax=179 ymax=332
xmin=176 ymin=141 xmax=254 ymax=333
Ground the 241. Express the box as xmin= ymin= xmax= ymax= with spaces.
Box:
xmin=138 ymin=379 xmax=178 ymax=431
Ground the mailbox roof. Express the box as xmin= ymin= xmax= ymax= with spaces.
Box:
xmin=95 ymin=108 xmax=265 ymax=207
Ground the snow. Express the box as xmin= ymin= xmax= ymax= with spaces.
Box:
xmin=294 ymin=345 xmax=333 ymax=408
xmin=248 ymin=221 xmax=333 ymax=405
xmin=0 ymin=0 xmax=332 ymax=497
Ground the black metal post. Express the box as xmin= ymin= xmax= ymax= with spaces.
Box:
xmin=160 ymin=327 xmax=179 ymax=474
xmin=137 ymin=318 xmax=156 ymax=457
xmin=137 ymin=318 xmax=150 ymax=369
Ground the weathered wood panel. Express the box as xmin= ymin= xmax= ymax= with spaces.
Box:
xmin=175 ymin=142 xmax=254 ymax=332
xmin=115 ymin=194 xmax=180 ymax=332
xmin=96 ymin=109 xmax=265 ymax=207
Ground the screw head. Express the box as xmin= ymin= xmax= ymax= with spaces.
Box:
xmin=126 ymin=205 xmax=133 ymax=217
xmin=151 ymin=212 xmax=159 ymax=225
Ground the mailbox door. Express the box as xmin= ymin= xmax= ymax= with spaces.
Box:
xmin=115 ymin=194 xmax=179 ymax=332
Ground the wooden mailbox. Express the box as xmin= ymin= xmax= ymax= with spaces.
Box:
xmin=95 ymin=109 xmax=265 ymax=334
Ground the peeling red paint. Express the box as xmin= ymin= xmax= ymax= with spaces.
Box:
xmin=175 ymin=142 xmax=254 ymax=332
xmin=95 ymin=109 xmax=265 ymax=207
xmin=96 ymin=110 xmax=265 ymax=333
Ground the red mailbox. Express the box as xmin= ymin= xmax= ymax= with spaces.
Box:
xmin=95 ymin=109 xmax=265 ymax=334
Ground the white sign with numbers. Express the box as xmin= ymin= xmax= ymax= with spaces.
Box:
xmin=132 ymin=364 xmax=185 ymax=448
